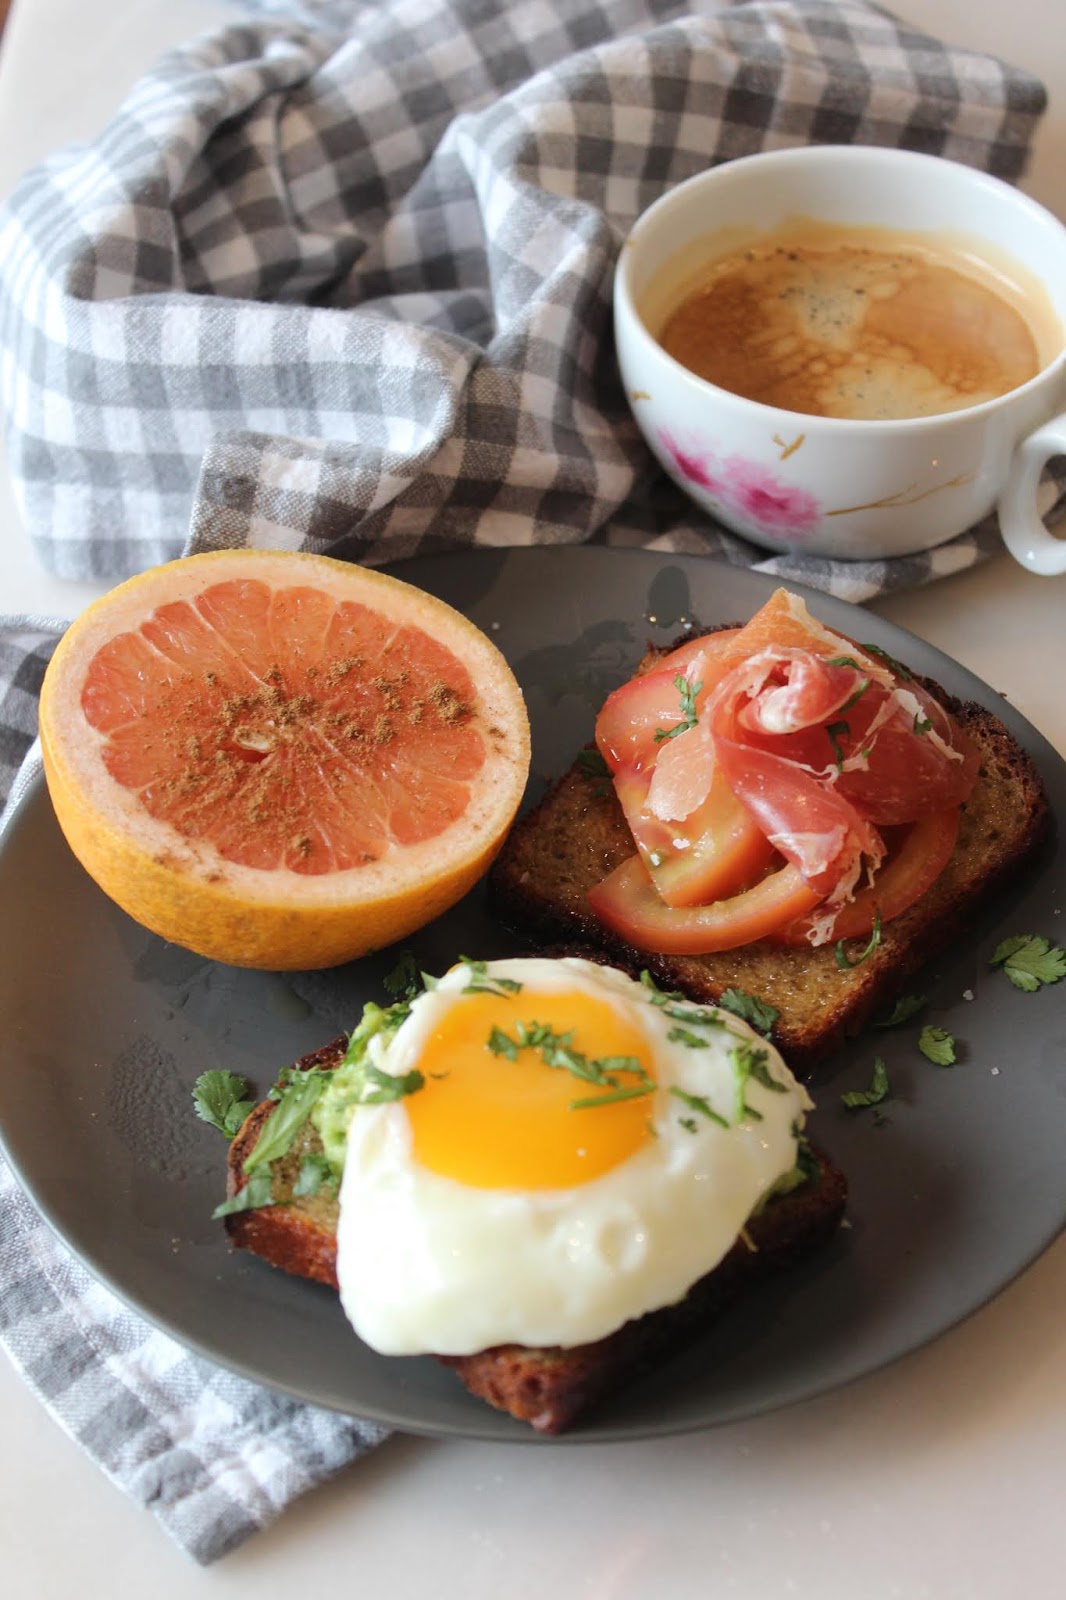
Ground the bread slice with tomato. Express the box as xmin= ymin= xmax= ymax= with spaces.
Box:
xmin=489 ymin=591 xmax=1048 ymax=1075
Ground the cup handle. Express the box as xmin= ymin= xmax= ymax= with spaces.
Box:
xmin=998 ymin=414 xmax=1066 ymax=576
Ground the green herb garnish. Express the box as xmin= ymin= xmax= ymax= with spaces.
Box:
xmin=192 ymin=1070 xmax=256 ymax=1138
xmin=835 ymin=913 xmax=883 ymax=970
xmin=487 ymin=1020 xmax=656 ymax=1102
xmin=841 ymin=1057 xmax=890 ymax=1111
xmin=382 ymin=949 xmax=422 ymax=1002
xmin=826 ymin=655 xmax=863 ymax=669
xmin=718 ymin=987 xmax=779 ymax=1035
xmin=918 ymin=1026 xmax=957 ymax=1066
xmin=244 ymin=1069 xmax=332 ymax=1175
xmin=679 ymin=1116 xmax=698 ymax=1134
xmin=861 ymin=642 xmax=914 ymax=680
xmin=840 ymin=678 xmax=871 ymax=714
xmin=576 ymin=746 xmax=613 ymax=797
xmin=913 ymin=713 xmax=933 ymax=736
xmin=667 ymin=1025 xmax=713 ymax=1049
xmin=732 ymin=1040 xmax=767 ymax=1122
xmin=459 ymin=956 xmax=523 ymax=997
xmin=989 ymin=934 xmax=1066 ymax=992
xmin=826 ymin=719 xmax=850 ymax=774
xmin=669 ymin=1085 xmax=730 ymax=1129
xmin=653 ymin=673 xmax=702 ymax=743
xmin=873 ymin=993 xmax=927 ymax=1029
xmin=570 ymin=1082 xmax=656 ymax=1110
xmin=212 ymin=1170 xmax=279 ymax=1219
xmin=293 ymin=1152 xmax=339 ymax=1199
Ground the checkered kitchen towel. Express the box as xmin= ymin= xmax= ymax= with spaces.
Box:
xmin=0 ymin=0 xmax=1051 ymax=603
xmin=0 ymin=0 xmax=1050 ymax=1567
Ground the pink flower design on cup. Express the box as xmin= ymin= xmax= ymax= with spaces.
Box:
xmin=659 ymin=431 xmax=822 ymax=541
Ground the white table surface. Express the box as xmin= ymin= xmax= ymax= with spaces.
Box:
xmin=2 ymin=1 xmax=1065 ymax=1593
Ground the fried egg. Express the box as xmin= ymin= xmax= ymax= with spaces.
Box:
xmin=330 ymin=957 xmax=812 ymax=1356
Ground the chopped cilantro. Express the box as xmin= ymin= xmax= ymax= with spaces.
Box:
xmin=353 ymin=1063 xmax=426 ymax=1104
xmin=913 ymin=713 xmax=933 ymax=736
xmin=244 ymin=1069 xmax=331 ymax=1175
xmin=861 ymin=641 xmax=914 ymax=680
xmin=570 ymin=1081 xmax=656 ymax=1110
xmin=918 ymin=1026 xmax=957 ymax=1066
xmin=841 ymin=1057 xmax=890 ymax=1112
xmin=459 ymin=956 xmax=523 ymax=996
xmin=212 ymin=1170 xmax=279 ymax=1220
xmin=576 ymin=746 xmax=612 ymax=796
xmin=718 ymin=987 xmax=779 ymax=1036
xmin=667 ymin=1025 xmax=712 ymax=1049
xmin=382 ymin=949 xmax=422 ymax=1002
xmin=487 ymin=1020 xmax=656 ymax=1099
xmin=746 ymin=1051 xmax=788 ymax=1094
xmin=653 ymin=673 xmax=702 ymax=743
xmin=192 ymin=1070 xmax=256 ymax=1138
xmin=835 ymin=913 xmax=883 ymax=971
xmin=826 ymin=719 xmax=850 ymax=774
xmin=669 ymin=1085 xmax=730 ymax=1129
xmin=839 ymin=678 xmax=871 ymax=714
xmin=293 ymin=1153 xmax=338 ymax=1199
xmin=733 ymin=1039 xmax=768 ymax=1122
xmin=989 ymin=934 xmax=1066 ymax=992
xmin=873 ymin=993 xmax=927 ymax=1030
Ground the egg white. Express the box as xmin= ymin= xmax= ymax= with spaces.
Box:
xmin=334 ymin=957 xmax=813 ymax=1356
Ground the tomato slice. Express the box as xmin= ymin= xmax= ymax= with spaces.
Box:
xmin=594 ymin=629 xmax=741 ymax=772
xmin=773 ymin=807 xmax=961 ymax=947
xmin=587 ymin=855 xmax=824 ymax=955
xmin=611 ymin=763 xmax=775 ymax=909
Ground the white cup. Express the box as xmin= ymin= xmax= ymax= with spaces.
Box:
xmin=614 ymin=146 xmax=1066 ymax=571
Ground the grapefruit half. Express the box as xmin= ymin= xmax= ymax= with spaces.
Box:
xmin=39 ymin=550 xmax=531 ymax=969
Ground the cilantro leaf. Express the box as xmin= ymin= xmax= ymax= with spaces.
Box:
xmin=212 ymin=1170 xmax=279 ymax=1219
xmin=826 ymin=719 xmax=850 ymax=773
xmin=835 ymin=913 xmax=883 ymax=971
xmin=918 ymin=1026 xmax=957 ymax=1066
xmin=669 ymin=1085 xmax=730 ymax=1129
xmin=243 ymin=1069 xmax=331 ymax=1175
xmin=873 ymin=993 xmax=927 ymax=1030
xmin=293 ymin=1153 xmax=339 ymax=1199
xmin=667 ymin=1025 xmax=712 ymax=1049
xmin=841 ymin=1057 xmax=890 ymax=1111
xmin=653 ymin=673 xmax=702 ymax=743
xmin=989 ymin=934 xmax=1066 ymax=992
xmin=860 ymin=642 xmax=914 ymax=680
xmin=192 ymin=1070 xmax=256 ymax=1138
xmin=382 ymin=949 xmax=422 ymax=1002
xmin=718 ymin=987 xmax=779 ymax=1035
xmin=576 ymin=746 xmax=612 ymax=795
xmin=459 ymin=956 xmax=523 ymax=996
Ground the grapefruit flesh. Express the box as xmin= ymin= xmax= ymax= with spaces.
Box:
xmin=39 ymin=551 xmax=531 ymax=970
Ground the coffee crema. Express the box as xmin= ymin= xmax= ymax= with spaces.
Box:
xmin=658 ymin=224 xmax=1052 ymax=421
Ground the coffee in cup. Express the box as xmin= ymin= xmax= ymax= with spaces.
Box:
xmin=613 ymin=147 xmax=1066 ymax=567
xmin=656 ymin=222 xmax=1058 ymax=422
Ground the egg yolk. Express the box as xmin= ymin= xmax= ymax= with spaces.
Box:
xmin=404 ymin=988 xmax=656 ymax=1190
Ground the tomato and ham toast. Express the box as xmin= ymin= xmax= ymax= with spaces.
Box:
xmin=490 ymin=623 xmax=1048 ymax=1074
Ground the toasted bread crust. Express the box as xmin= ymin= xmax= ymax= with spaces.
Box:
xmin=224 ymin=1045 xmax=846 ymax=1432
xmin=489 ymin=669 xmax=1049 ymax=1074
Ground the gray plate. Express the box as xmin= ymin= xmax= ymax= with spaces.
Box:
xmin=1 ymin=548 xmax=1064 ymax=1443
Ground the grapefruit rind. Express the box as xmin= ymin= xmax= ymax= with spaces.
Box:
xmin=38 ymin=550 xmax=531 ymax=970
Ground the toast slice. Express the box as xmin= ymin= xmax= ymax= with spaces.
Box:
xmin=489 ymin=655 xmax=1049 ymax=1075
xmin=224 ymin=1042 xmax=847 ymax=1433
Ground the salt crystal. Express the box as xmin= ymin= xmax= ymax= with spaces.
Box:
xmin=962 ymin=989 xmax=974 ymax=1001
xmin=991 ymin=1067 xmax=1001 ymax=1076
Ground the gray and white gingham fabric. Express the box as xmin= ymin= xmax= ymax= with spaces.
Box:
xmin=0 ymin=0 xmax=1050 ymax=602
xmin=0 ymin=0 xmax=1051 ymax=1567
